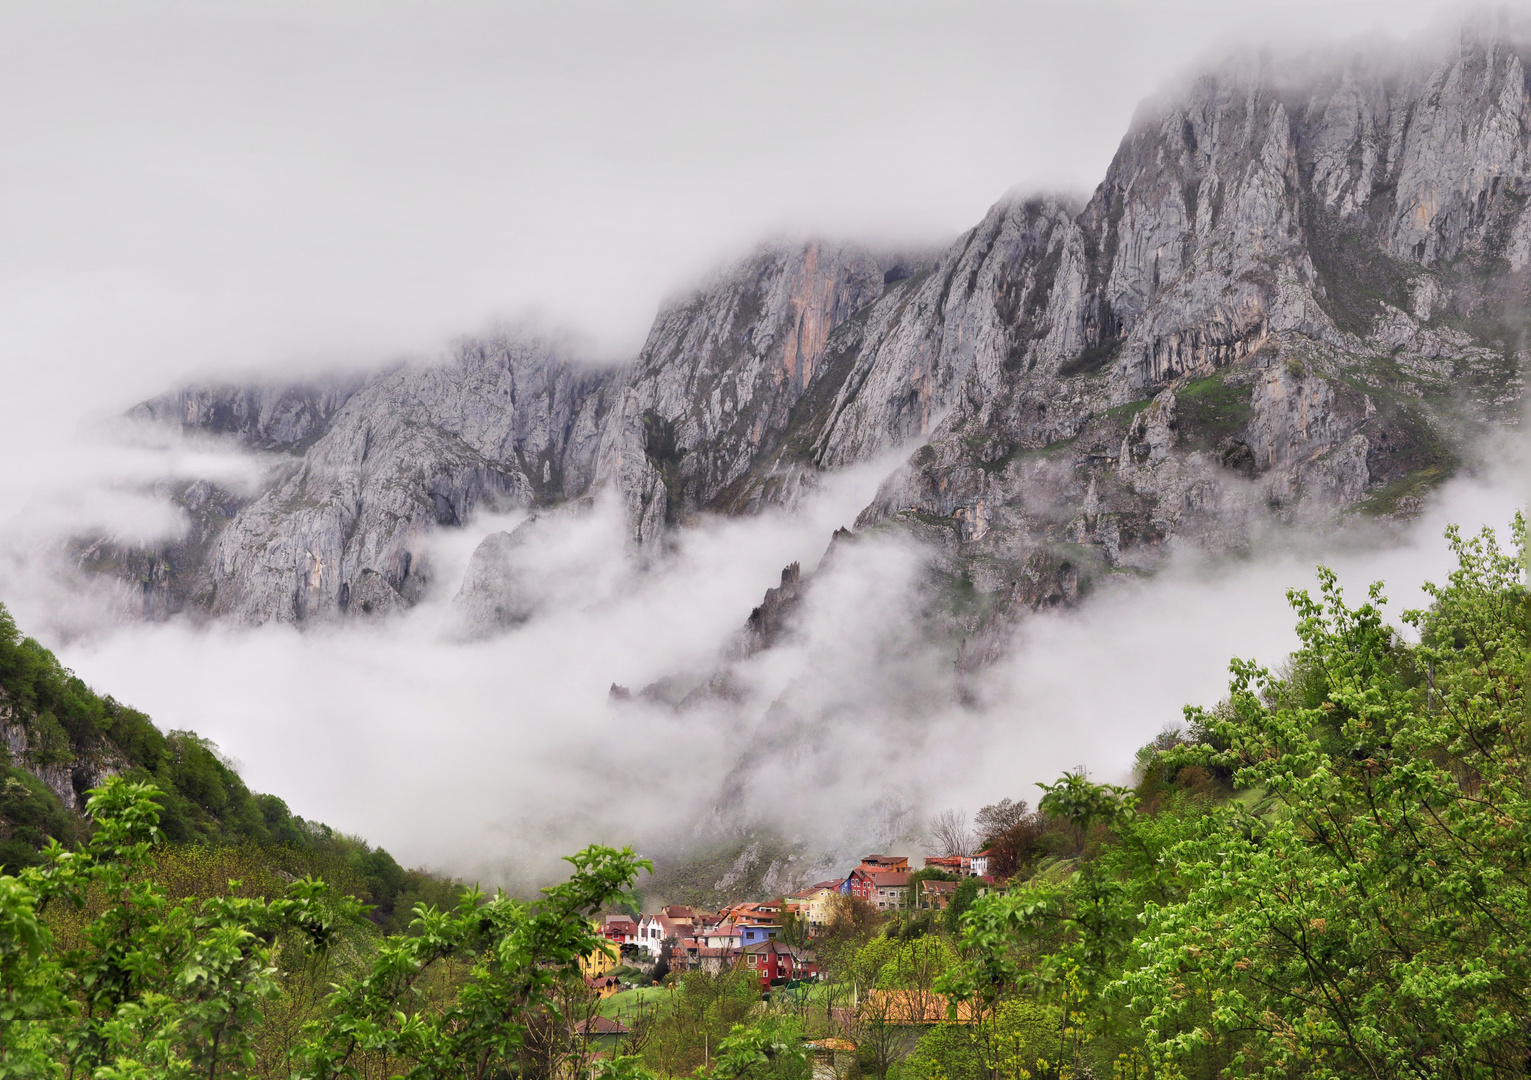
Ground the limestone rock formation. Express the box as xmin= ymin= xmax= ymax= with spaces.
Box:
xmin=101 ymin=27 xmax=1529 ymax=648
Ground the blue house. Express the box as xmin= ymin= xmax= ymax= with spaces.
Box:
xmin=739 ymin=922 xmax=778 ymax=946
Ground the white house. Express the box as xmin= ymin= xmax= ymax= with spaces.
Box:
xmin=637 ymin=914 xmax=666 ymax=958
xmin=704 ymin=919 xmax=741 ymax=950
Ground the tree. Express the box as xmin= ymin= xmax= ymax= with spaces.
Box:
xmin=972 ymin=798 xmax=1029 ymax=846
xmin=1121 ymin=520 xmax=1531 ymax=1076
xmin=0 ymin=777 xmax=359 ymax=1079
xmin=927 ymin=808 xmax=974 ymax=857
xmin=935 ymin=516 xmax=1531 ymax=1078
xmin=944 ymin=878 xmax=980 ymax=936
xmin=0 ymin=775 xmax=650 ymax=1080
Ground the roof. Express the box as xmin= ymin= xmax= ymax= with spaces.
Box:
xmin=869 ymin=871 xmax=910 ymax=888
xmin=742 ymin=939 xmax=788 ymax=955
xmin=860 ymin=990 xmax=980 ymax=1025
xmin=807 ymin=1038 xmax=856 ymax=1052
xmin=742 ymin=939 xmax=817 ymax=960
xmin=574 ymin=1016 xmax=630 ymax=1036
xmin=921 ymin=880 xmax=959 ymax=893
xmin=696 ymin=946 xmax=738 ymax=958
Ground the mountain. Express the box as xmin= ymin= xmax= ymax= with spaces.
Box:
xmin=98 ymin=27 xmax=1528 ymax=652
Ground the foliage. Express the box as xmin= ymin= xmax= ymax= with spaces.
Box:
xmin=944 ymin=878 xmax=981 ymax=936
xmin=897 ymin=1000 xmax=1059 ymax=1080
xmin=0 ymin=776 xmax=649 ymax=1079
xmin=974 ymin=799 xmax=1031 ymax=848
xmin=0 ymin=767 xmax=83 ymax=871
xmin=638 ymin=968 xmax=762 ymax=1078
xmin=0 ymin=777 xmax=360 ymax=1079
xmin=1124 ymin=518 xmax=1531 ymax=1076
xmin=707 ymin=1018 xmax=808 ymax=1080
xmin=937 ymin=515 xmax=1531 ymax=1079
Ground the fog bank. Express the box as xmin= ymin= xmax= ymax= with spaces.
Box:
xmin=27 ymin=441 xmax=1522 ymax=884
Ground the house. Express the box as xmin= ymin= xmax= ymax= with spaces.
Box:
xmin=919 ymin=880 xmax=959 ymax=910
xmin=637 ymin=912 xmax=695 ymax=958
xmin=740 ymin=940 xmax=819 ymax=987
xmin=574 ymin=1016 xmax=629 ymax=1037
xmin=970 ymin=849 xmax=993 ymax=878
xmin=579 ymin=934 xmax=619 ymax=980
xmin=584 ymin=974 xmax=622 ymax=999
xmin=603 ymin=914 xmax=640 ymax=947
xmin=791 ymin=881 xmax=843 ymax=930
xmin=703 ymin=919 xmax=741 ymax=950
xmin=573 ymin=1015 xmax=630 ymax=1055
xmin=737 ymin=916 xmax=778 ymax=946
xmin=923 ymin=855 xmax=971 ymax=875
xmin=868 ymin=870 xmax=910 ymax=910
xmin=637 ymin=914 xmax=665 ymax=956
xmin=806 ymin=1038 xmax=856 ymax=1078
xmin=842 ymin=867 xmax=873 ymax=902
xmin=669 ymin=937 xmax=703 ymax=973
xmin=842 ymin=856 xmax=914 ymax=908
xmin=859 ymin=990 xmax=980 ymax=1026
xmin=695 ymin=946 xmax=738 ymax=975
xmin=842 ymin=865 xmax=910 ymax=909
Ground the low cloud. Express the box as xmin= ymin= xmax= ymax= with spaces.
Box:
xmin=5 ymin=426 xmax=1520 ymax=889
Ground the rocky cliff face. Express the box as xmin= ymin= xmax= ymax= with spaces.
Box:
xmin=108 ymin=29 xmax=1528 ymax=642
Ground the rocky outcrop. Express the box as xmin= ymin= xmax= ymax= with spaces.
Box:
xmin=129 ymin=375 xmax=366 ymax=452
xmin=0 ymin=689 xmax=120 ymax=812
xmin=102 ymin=27 xmax=1528 ymax=638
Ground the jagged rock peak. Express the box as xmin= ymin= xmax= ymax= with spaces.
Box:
xmin=97 ymin=25 xmax=1531 ymax=632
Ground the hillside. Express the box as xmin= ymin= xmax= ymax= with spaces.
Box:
xmin=0 ymin=601 xmax=454 ymax=927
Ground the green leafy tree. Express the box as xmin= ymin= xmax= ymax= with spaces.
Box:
xmin=945 ymin=878 xmax=981 ymax=936
xmin=296 ymin=842 xmax=649 ymax=1078
xmin=0 ymin=777 xmax=357 ymax=1079
xmin=1122 ymin=519 xmax=1531 ymax=1076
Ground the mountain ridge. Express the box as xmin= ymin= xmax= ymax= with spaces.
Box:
xmin=90 ymin=26 xmax=1529 ymax=653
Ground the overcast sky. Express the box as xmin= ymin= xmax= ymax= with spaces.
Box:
xmin=0 ymin=0 xmax=1470 ymax=521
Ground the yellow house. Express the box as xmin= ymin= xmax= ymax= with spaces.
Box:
xmin=579 ymin=924 xmax=619 ymax=980
xmin=795 ymin=881 xmax=844 ymax=931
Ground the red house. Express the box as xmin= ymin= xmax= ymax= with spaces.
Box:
xmin=741 ymin=940 xmax=818 ymax=987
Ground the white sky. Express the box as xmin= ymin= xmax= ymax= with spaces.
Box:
xmin=0 ymin=0 xmax=1463 ymax=520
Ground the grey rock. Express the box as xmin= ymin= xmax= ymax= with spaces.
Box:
xmin=103 ymin=25 xmax=1529 ymax=641
xmin=128 ymin=375 xmax=365 ymax=452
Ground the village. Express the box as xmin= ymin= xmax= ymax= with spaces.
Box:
xmin=579 ymin=850 xmax=995 ymax=995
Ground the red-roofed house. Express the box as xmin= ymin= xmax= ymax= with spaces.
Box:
xmin=741 ymin=940 xmax=819 ymax=987
xmin=919 ymin=880 xmax=959 ymax=910
xmin=842 ymin=866 xmax=910 ymax=910
xmin=603 ymin=914 xmax=640 ymax=947
xmin=923 ymin=855 xmax=972 ymax=875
